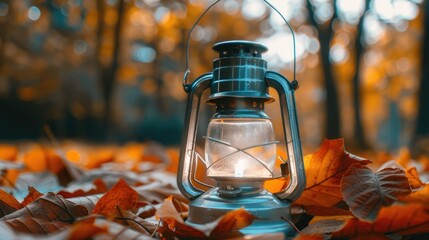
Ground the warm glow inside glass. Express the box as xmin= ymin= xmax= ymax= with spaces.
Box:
xmin=204 ymin=118 xmax=276 ymax=179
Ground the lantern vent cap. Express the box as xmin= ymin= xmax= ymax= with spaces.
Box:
xmin=213 ymin=40 xmax=268 ymax=58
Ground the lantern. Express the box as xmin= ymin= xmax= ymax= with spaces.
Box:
xmin=177 ymin=1 xmax=306 ymax=235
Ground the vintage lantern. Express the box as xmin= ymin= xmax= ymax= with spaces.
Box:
xmin=178 ymin=0 xmax=306 ymax=235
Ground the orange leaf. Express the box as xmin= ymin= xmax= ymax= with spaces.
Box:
xmin=21 ymin=186 xmax=43 ymax=206
xmin=399 ymin=184 xmax=429 ymax=204
xmin=210 ymin=208 xmax=255 ymax=236
xmin=158 ymin=208 xmax=254 ymax=239
xmin=302 ymin=205 xmax=353 ymax=216
xmin=0 ymin=189 xmax=22 ymax=217
xmin=405 ymin=167 xmax=424 ymax=189
xmin=69 ymin=217 xmax=108 ymax=240
xmin=0 ymin=144 xmax=18 ymax=161
xmin=341 ymin=166 xmax=411 ymax=220
xmin=332 ymin=204 xmax=429 ymax=238
xmin=294 ymin=234 xmax=324 ymax=240
xmin=58 ymin=178 xmax=107 ymax=198
xmin=92 ymin=179 xmax=138 ymax=217
xmin=296 ymin=139 xmax=370 ymax=208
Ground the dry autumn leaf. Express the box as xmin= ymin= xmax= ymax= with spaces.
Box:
xmin=1 ymin=192 xmax=88 ymax=223
xmin=296 ymin=139 xmax=370 ymax=210
xmin=341 ymin=165 xmax=411 ymax=220
xmin=158 ymin=208 xmax=255 ymax=239
xmin=399 ymin=184 xmax=429 ymax=204
xmin=331 ymin=204 xmax=429 ymax=238
xmin=21 ymin=186 xmax=43 ymax=207
xmin=92 ymin=178 xmax=139 ymax=217
xmin=0 ymin=189 xmax=22 ymax=217
xmin=4 ymin=216 xmax=70 ymax=234
xmin=58 ymin=178 xmax=107 ymax=198
xmin=155 ymin=195 xmax=187 ymax=223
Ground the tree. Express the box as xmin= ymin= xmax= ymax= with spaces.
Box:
xmin=351 ymin=0 xmax=370 ymax=150
xmin=306 ymin=0 xmax=341 ymax=139
xmin=412 ymin=0 xmax=429 ymax=156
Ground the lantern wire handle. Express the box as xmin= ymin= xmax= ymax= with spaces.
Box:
xmin=184 ymin=0 xmax=298 ymax=90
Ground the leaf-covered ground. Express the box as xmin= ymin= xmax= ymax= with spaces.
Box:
xmin=0 ymin=139 xmax=428 ymax=239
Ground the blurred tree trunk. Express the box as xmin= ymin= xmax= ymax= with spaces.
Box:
xmin=412 ymin=0 xmax=429 ymax=156
xmin=350 ymin=0 xmax=370 ymax=150
xmin=0 ymin=0 xmax=11 ymax=70
xmin=306 ymin=0 xmax=341 ymax=139
xmin=98 ymin=0 xmax=126 ymax=139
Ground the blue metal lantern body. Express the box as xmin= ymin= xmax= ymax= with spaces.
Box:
xmin=177 ymin=40 xmax=306 ymax=235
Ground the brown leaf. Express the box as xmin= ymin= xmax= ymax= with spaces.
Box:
xmin=293 ymin=234 xmax=324 ymax=240
xmin=302 ymin=205 xmax=353 ymax=216
xmin=68 ymin=217 xmax=108 ymax=240
xmin=210 ymin=208 xmax=255 ymax=236
xmin=93 ymin=218 xmax=155 ymax=240
xmin=1 ymin=192 xmax=88 ymax=222
xmin=399 ymin=184 xmax=429 ymax=204
xmin=158 ymin=218 xmax=207 ymax=239
xmin=301 ymin=219 xmax=346 ymax=236
xmin=67 ymin=194 xmax=101 ymax=213
xmin=296 ymin=139 xmax=370 ymax=208
xmin=155 ymin=196 xmax=187 ymax=223
xmin=158 ymin=208 xmax=254 ymax=239
xmin=4 ymin=216 xmax=69 ymax=234
xmin=341 ymin=165 xmax=411 ymax=220
xmin=92 ymin=178 xmax=138 ymax=217
xmin=0 ymin=189 xmax=22 ymax=217
xmin=332 ymin=204 xmax=429 ymax=238
xmin=21 ymin=186 xmax=43 ymax=207
xmin=58 ymin=178 xmax=107 ymax=198
xmin=115 ymin=207 xmax=157 ymax=235
xmin=405 ymin=167 xmax=424 ymax=189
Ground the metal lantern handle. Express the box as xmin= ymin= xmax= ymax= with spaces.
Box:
xmin=183 ymin=0 xmax=298 ymax=90
xmin=178 ymin=73 xmax=213 ymax=199
xmin=265 ymin=71 xmax=305 ymax=201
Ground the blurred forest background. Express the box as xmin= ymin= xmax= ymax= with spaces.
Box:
xmin=0 ymin=0 xmax=428 ymax=156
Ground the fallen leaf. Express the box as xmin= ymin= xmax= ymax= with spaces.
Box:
xmin=0 ymin=189 xmax=22 ymax=217
xmin=115 ymin=207 xmax=157 ymax=235
xmin=67 ymin=194 xmax=101 ymax=214
xmin=341 ymin=165 xmax=411 ymax=220
xmin=399 ymin=184 xmax=429 ymax=204
xmin=158 ymin=208 xmax=254 ymax=239
xmin=210 ymin=208 xmax=255 ymax=236
xmin=405 ymin=167 xmax=424 ymax=189
xmin=302 ymin=205 xmax=353 ymax=216
xmin=92 ymin=178 xmax=139 ymax=217
xmin=296 ymin=139 xmax=370 ymax=208
xmin=301 ymin=219 xmax=346 ymax=236
xmin=331 ymin=204 xmax=429 ymax=238
xmin=0 ymin=144 xmax=18 ymax=161
xmin=21 ymin=186 xmax=43 ymax=206
xmin=57 ymin=178 xmax=107 ymax=198
xmin=93 ymin=218 xmax=155 ymax=240
xmin=13 ymin=171 xmax=61 ymax=201
xmin=155 ymin=196 xmax=187 ymax=223
xmin=4 ymin=216 xmax=69 ymax=234
xmin=395 ymin=148 xmax=411 ymax=168
xmin=85 ymin=147 xmax=115 ymax=169
xmin=293 ymin=234 xmax=324 ymax=240
xmin=1 ymin=192 xmax=88 ymax=223
xmin=68 ymin=217 xmax=108 ymax=240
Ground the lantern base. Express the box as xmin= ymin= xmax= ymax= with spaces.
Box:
xmin=186 ymin=187 xmax=295 ymax=236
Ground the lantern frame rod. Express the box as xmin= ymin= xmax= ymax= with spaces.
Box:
xmin=184 ymin=0 xmax=298 ymax=90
